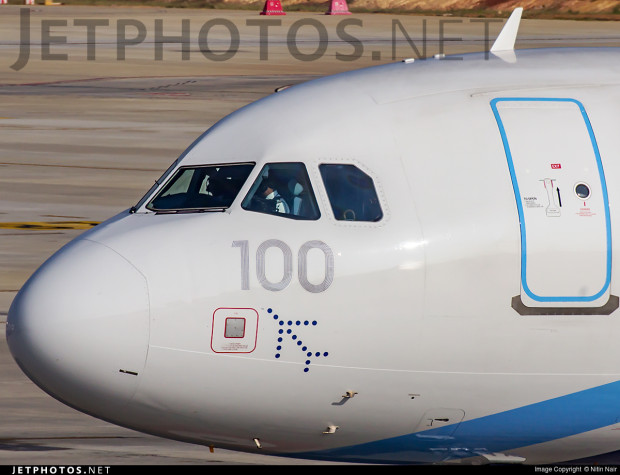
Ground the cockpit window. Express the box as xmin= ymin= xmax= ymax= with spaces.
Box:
xmin=319 ymin=164 xmax=383 ymax=222
xmin=146 ymin=163 xmax=254 ymax=212
xmin=242 ymin=163 xmax=320 ymax=220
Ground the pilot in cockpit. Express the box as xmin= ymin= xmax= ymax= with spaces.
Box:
xmin=241 ymin=163 xmax=320 ymax=220
xmin=250 ymin=175 xmax=290 ymax=215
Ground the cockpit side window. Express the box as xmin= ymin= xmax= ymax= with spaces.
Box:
xmin=319 ymin=164 xmax=383 ymax=222
xmin=242 ymin=163 xmax=320 ymax=220
xmin=146 ymin=163 xmax=254 ymax=213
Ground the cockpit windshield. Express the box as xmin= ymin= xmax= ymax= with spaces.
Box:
xmin=146 ymin=163 xmax=255 ymax=212
xmin=241 ymin=163 xmax=321 ymax=220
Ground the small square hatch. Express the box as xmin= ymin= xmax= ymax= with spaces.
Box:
xmin=211 ymin=308 xmax=258 ymax=353
xmin=225 ymin=318 xmax=246 ymax=338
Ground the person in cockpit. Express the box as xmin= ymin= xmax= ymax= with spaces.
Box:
xmin=255 ymin=178 xmax=290 ymax=214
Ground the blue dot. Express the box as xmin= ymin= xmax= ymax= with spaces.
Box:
xmin=292 ymin=335 xmax=297 ymax=340
xmin=302 ymin=346 xmax=307 ymax=351
xmin=323 ymin=352 xmax=329 ymax=357
xmin=279 ymin=321 xmax=284 ymax=326
xmin=304 ymin=321 xmax=309 ymax=325
xmin=304 ymin=368 xmax=309 ymax=373
xmin=278 ymin=329 xmax=283 ymax=334
xmin=307 ymin=352 xmax=312 ymax=357
xmin=297 ymin=341 xmax=302 ymax=346
xmin=268 ymin=308 xmax=272 ymax=313
xmin=287 ymin=329 xmax=292 ymax=334
xmin=278 ymin=337 xmax=282 ymax=342
xmin=306 ymin=360 xmax=311 ymax=365
xmin=312 ymin=321 xmax=317 ymax=326
xmin=288 ymin=321 xmax=293 ymax=326
xmin=296 ymin=321 xmax=301 ymax=325
xmin=275 ymin=354 xmax=280 ymax=358
xmin=315 ymin=352 xmax=320 ymax=357
xmin=273 ymin=315 xmax=278 ymax=320
xmin=277 ymin=346 xmax=281 ymax=350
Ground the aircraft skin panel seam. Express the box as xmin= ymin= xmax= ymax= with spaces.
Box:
xmin=490 ymin=97 xmax=612 ymax=303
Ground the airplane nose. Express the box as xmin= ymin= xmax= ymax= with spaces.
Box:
xmin=6 ymin=238 xmax=149 ymax=420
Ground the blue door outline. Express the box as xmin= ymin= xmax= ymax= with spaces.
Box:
xmin=490 ymin=97 xmax=612 ymax=303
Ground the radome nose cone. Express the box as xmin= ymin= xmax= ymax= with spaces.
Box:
xmin=7 ymin=238 xmax=149 ymax=417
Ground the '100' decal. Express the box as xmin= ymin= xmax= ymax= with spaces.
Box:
xmin=232 ymin=240 xmax=334 ymax=293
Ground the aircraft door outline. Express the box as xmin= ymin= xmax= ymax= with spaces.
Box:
xmin=491 ymin=97 xmax=617 ymax=315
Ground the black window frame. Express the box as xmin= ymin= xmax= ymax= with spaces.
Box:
xmin=146 ymin=162 xmax=255 ymax=214
xmin=319 ymin=163 xmax=384 ymax=223
xmin=241 ymin=162 xmax=321 ymax=221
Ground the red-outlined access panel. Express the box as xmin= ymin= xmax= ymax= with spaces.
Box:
xmin=211 ymin=308 xmax=259 ymax=353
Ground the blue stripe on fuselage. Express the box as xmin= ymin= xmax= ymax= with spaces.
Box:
xmin=290 ymin=379 xmax=620 ymax=464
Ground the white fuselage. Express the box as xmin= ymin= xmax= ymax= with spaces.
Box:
xmin=7 ymin=47 xmax=620 ymax=465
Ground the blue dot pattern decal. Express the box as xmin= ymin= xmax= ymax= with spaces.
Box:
xmin=268 ymin=308 xmax=329 ymax=373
